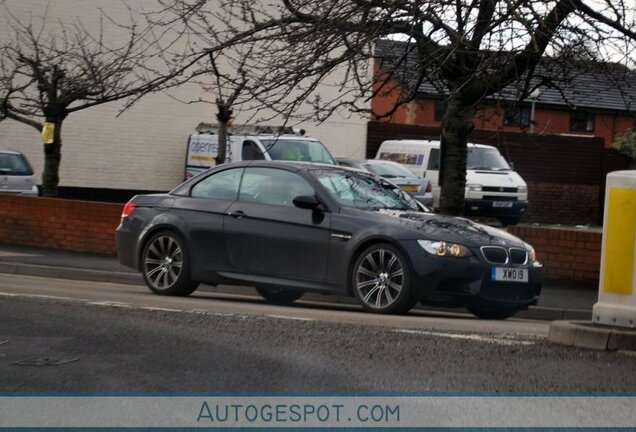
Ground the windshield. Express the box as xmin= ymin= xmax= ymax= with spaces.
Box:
xmin=313 ymin=170 xmax=422 ymax=211
xmin=364 ymin=162 xmax=417 ymax=179
xmin=261 ymin=139 xmax=335 ymax=164
xmin=0 ymin=153 xmax=33 ymax=175
xmin=467 ymin=147 xmax=510 ymax=171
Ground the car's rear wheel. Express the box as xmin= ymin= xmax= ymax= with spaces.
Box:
xmin=467 ymin=305 xmax=520 ymax=320
xmin=142 ymin=231 xmax=199 ymax=296
xmin=256 ymin=287 xmax=304 ymax=304
xmin=352 ymin=243 xmax=415 ymax=314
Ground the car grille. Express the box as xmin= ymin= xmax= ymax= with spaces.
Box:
xmin=482 ymin=196 xmax=518 ymax=201
xmin=480 ymin=246 xmax=528 ymax=265
xmin=482 ymin=186 xmax=518 ymax=193
xmin=509 ymin=248 xmax=529 ymax=265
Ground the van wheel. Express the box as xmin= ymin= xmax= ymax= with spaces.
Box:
xmin=497 ymin=216 xmax=520 ymax=226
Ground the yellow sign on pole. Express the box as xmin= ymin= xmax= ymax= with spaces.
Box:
xmin=41 ymin=122 xmax=55 ymax=144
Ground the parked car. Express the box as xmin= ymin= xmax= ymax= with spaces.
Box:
xmin=116 ymin=161 xmax=542 ymax=319
xmin=336 ymin=158 xmax=433 ymax=206
xmin=0 ymin=150 xmax=38 ymax=196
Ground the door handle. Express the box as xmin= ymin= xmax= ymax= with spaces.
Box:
xmin=227 ymin=210 xmax=245 ymax=219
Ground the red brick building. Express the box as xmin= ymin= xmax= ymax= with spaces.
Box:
xmin=366 ymin=40 xmax=635 ymax=225
xmin=372 ymin=40 xmax=636 ymax=148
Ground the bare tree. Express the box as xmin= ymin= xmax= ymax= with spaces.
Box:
xmin=0 ymin=7 xmax=176 ymax=196
xmin=157 ymin=0 xmax=636 ymax=215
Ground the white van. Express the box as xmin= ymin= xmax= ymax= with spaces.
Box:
xmin=376 ymin=139 xmax=528 ymax=225
xmin=185 ymin=124 xmax=336 ymax=179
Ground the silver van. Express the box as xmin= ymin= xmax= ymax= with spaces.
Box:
xmin=0 ymin=150 xmax=38 ymax=196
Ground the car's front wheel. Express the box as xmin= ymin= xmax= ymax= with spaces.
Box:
xmin=142 ymin=231 xmax=199 ymax=296
xmin=256 ymin=287 xmax=304 ymax=304
xmin=352 ymin=243 xmax=415 ymax=314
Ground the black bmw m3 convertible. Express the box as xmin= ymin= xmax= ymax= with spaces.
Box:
xmin=116 ymin=161 xmax=542 ymax=319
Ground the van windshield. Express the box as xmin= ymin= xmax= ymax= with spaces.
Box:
xmin=467 ymin=147 xmax=510 ymax=171
xmin=261 ymin=139 xmax=336 ymax=164
xmin=364 ymin=162 xmax=417 ymax=179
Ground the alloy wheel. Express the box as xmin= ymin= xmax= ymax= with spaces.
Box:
xmin=355 ymin=247 xmax=405 ymax=310
xmin=144 ymin=235 xmax=184 ymax=291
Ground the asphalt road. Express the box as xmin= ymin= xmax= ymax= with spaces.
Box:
xmin=0 ymin=273 xmax=634 ymax=392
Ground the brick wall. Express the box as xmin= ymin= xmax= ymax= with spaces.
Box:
xmin=525 ymin=182 xmax=601 ymax=225
xmin=0 ymin=195 xmax=602 ymax=283
xmin=508 ymin=225 xmax=601 ymax=285
xmin=0 ymin=195 xmax=121 ymax=255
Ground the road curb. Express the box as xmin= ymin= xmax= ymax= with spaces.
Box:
xmin=0 ymin=261 xmax=590 ymax=322
xmin=0 ymin=261 xmax=142 ymax=285
xmin=548 ymin=320 xmax=636 ymax=350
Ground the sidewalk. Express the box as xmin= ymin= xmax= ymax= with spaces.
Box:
xmin=0 ymin=243 xmax=596 ymax=321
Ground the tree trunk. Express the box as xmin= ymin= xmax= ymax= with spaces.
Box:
xmin=41 ymin=118 xmax=63 ymax=197
xmin=439 ymin=95 xmax=476 ymax=216
xmin=217 ymin=119 xmax=228 ymax=165
xmin=216 ymin=101 xmax=232 ymax=165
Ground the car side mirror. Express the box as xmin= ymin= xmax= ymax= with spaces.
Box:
xmin=292 ymin=195 xmax=323 ymax=210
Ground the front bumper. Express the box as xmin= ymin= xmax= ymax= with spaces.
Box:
xmin=400 ymin=240 xmax=542 ymax=309
xmin=464 ymin=199 xmax=528 ymax=218
xmin=0 ymin=188 xmax=38 ymax=196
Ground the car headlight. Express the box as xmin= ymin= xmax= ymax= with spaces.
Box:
xmin=418 ymin=240 xmax=473 ymax=258
xmin=466 ymin=183 xmax=482 ymax=192
xmin=518 ymin=185 xmax=528 ymax=193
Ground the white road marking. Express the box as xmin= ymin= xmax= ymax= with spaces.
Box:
xmin=0 ymin=291 xmax=82 ymax=303
xmin=393 ymin=329 xmax=536 ymax=346
xmin=266 ymin=314 xmax=315 ymax=322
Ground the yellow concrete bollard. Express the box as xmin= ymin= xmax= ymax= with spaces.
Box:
xmin=593 ymin=170 xmax=636 ymax=328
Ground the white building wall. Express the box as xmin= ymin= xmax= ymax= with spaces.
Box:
xmin=0 ymin=1 xmax=369 ymax=192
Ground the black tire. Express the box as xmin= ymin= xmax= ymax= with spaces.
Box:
xmin=351 ymin=243 xmax=416 ymax=314
xmin=468 ymin=305 xmax=520 ymax=320
xmin=141 ymin=230 xmax=199 ymax=296
xmin=497 ymin=216 xmax=521 ymax=226
xmin=256 ymin=287 xmax=304 ymax=304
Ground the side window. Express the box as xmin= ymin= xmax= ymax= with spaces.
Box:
xmin=570 ymin=111 xmax=595 ymax=132
xmin=242 ymin=141 xmax=265 ymax=160
xmin=191 ymin=168 xmax=242 ymax=200
xmin=239 ymin=168 xmax=314 ymax=207
xmin=434 ymin=100 xmax=447 ymax=122
xmin=427 ymin=149 xmax=440 ymax=170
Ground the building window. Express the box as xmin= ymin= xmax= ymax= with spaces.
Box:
xmin=570 ymin=110 xmax=595 ymax=132
xmin=434 ymin=100 xmax=447 ymax=121
xmin=503 ymin=105 xmax=531 ymax=127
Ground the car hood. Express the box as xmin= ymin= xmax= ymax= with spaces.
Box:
xmin=466 ymin=169 xmax=526 ymax=187
xmin=373 ymin=209 xmax=527 ymax=248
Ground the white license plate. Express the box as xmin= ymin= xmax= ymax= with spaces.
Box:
xmin=491 ymin=267 xmax=529 ymax=283
xmin=400 ymin=184 xmax=418 ymax=193
xmin=493 ymin=201 xmax=513 ymax=208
